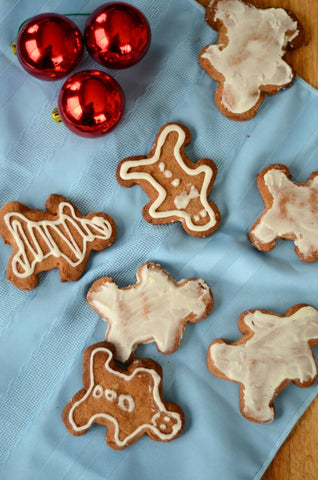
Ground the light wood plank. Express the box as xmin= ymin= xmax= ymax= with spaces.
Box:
xmin=263 ymin=397 xmax=318 ymax=480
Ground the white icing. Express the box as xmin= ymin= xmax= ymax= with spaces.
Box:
xmin=93 ymin=385 xmax=104 ymax=398
xmin=88 ymin=263 xmax=212 ymax=363
xmin=158 ymin=161 xmax=173 ymax=178
xmin=174 ymin=185 xmax=200 ymax=210
xmin=250 ymin=168 xmax=318 ymax=259
xmin=200 ymin=209 xmax=207 ymax=218
xmin=93 ymin=387 xmax=132 ymax=411
xmin=118 ymin=394 xmax=135 ymax=412
xmin=105 ymin=389 xmax=117 ymax=401
xmin=118 ymin=124 xmax=218 ymax=233
xmin=171 ymin=178 xmax=180 ymax=187
xmin=201 ymin=0 xmax=299 ymax=114
xmin=208 ymin=306 xmax=318 ymax=423
xmin=4 ymin=202 xmax=113 ymax=278
xmin=67 ymin=346 xmax=183 ymax=446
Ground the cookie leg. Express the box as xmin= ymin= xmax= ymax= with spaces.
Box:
xmin=241 ymin=384 xmax=275 ymax=423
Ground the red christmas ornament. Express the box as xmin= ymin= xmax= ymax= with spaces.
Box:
xmin=84 ymin=2 xmax=151 ymax=69
xmin=16 ymin=13 xmax=83 ymax=81
xmin=58 ymin=70 xmax=125 ymax=137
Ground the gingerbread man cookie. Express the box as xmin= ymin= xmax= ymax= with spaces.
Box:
xmin=249 ymin=164 xmax=318 ymax=262
xmin=87 ymin=262 xmax=213 ymax=363
xmin=62 ymin=342 xmax=185 ymax=449
xmin=0 ymin=194 xmax=116 ymax=290
xmin=116 ymin=123 xmax=221 ymax=237
xmin=207 ymin=304 xmax=318 ymax=423
xmin=199 ymin=0 xmax=304 ymax=120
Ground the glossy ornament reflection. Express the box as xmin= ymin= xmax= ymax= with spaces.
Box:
xmin=84 ymin=2 xmax=151 ymax=69
xmin=16 ymin=13 xmax=84 ymax=80
xmin=58 ymin=70 xmax=125 ymax=137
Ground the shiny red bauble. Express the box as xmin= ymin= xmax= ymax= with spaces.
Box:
xmin=58 ymin=70 xmax=125 ymax=137
xmin=16 ymin=13 xmax=83 ymax=81
xmin=84 ymin=2 xmax=151 ymax=69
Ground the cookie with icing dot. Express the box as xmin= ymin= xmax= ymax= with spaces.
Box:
xmin=116 ymin=123 xmax=221 ymax=237
xmin=0 ymin=194 xmax=116 ymax=290
xmin=87 ymin=262 xmax=214 ymax=363
xmin=207 ymin=304 xmax=318 ymax=423
xmin=249 ymin=164 xmax=318 ymax=262
xmin=199 ymin=0 xmax=304 ymax=120
xmin=62 ymin=341 xmax=185 ymax=449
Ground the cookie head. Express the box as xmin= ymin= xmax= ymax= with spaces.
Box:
xmin=151 ymin=411 xmax=181 ymax=437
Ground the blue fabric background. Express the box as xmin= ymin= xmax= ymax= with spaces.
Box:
xmin=0 ymin=0 xmax=317 ymax=478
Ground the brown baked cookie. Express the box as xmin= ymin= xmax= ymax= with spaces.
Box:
xmin=62 ymin=341 xmax=185 ymax=450
xmin=0 ymin=194 xmax=116 ymax=290
xmin=199 ymin=0 xmax=304 ymax=120
xmin=207 ymin=304 xmax=318 ymax=423
xmin=249 ymin=164 xmax=318 ymax=262
xmin=87 ymin=262 xmax=214 ymax=363
xmin=116 ymin=122 xmax=221 ymax=237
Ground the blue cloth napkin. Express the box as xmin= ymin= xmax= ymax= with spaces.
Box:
xmin=0 ymin=0 xmax=317 ymax=478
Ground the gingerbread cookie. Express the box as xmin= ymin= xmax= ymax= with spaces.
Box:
xmin=249 ymin=164 xmax=318 ymax=262
xmin=116 ymin=123 xmax=221 ymax=237
xmin=199 ymin=0 xmax=304 ymax=120
xmin=87 ymin=262 xmax=213 ymax=363
xmin=62 ymin=341 xmax=185 ymax=449
xmin=0 ymin=194 xmax=116 ymax=290
xmin=207 ymin=304 xmax=318 ymax=423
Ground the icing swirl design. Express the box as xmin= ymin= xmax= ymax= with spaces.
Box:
xmin=0 ymin=194 xmax=116 ymax=289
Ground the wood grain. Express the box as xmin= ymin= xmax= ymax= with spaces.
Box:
xmin=263 ymin=398 xmax=318 ymax=479
xmin=195 ymin=1 xmax=318 ymax=478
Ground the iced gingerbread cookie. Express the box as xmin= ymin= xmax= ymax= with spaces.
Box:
xmin=62 ymin=341 xmax=184 ymax=449
xmin=207 ymin=304 xmax=318 ymax=423
xmin=249 ymin=164 xmax=318 ymax=262
xmin=199 ymin=0 xmax=304 ymax=120
xmin=0 ymin=194 xmax=116 ymax=290
xmin=87 ymin=262 xmax=213 ymax=363
xmin=116 ymin=123 xmax=221 ymax=237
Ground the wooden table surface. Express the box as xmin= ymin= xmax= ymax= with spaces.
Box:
xmin=196 ymin=1 xmax=318 ymax=478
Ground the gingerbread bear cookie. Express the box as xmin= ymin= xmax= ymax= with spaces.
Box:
xmin=0 ymin=194 xmax=116 ymax=290
xmin=116 ymin=123 xmax=221 ymax=237
xmin=87 ymin=262 xmax=213 ymax=363
xmin=62 ymin=342 xmax=185 ymax=449
xmin=207 ymin=304 xmax=318 ymax=423
xmin=199 ymin=0 xmax=304 ymax=120
xmin=249 ymin=164 xmax=318 ymax=262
